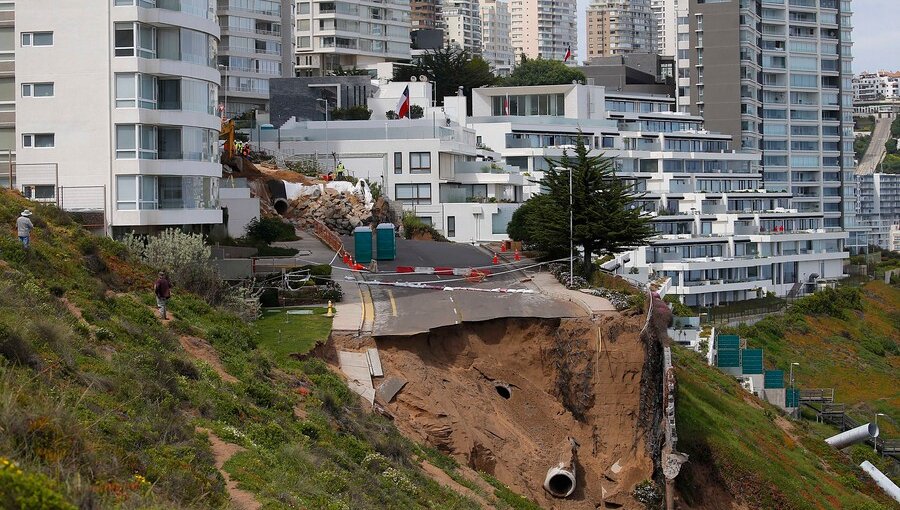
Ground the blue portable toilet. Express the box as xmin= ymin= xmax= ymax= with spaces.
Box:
xmin=376 ymin=223 xmax=396 ymax=260
xmin=353 ymin=226 xmax=373 ymax=264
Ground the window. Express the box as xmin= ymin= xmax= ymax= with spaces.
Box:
xmin=395 ymin=183 xmax=431 ymax=204
xmin=409 ymin=152 xmax=431 ymax=173
xmin=393 ymin=152 xmax=402 ymax=174
xmin=22 ymin=133 xmax=55 ymax=148
xmin=21 ymin=32 xmax=53 ymax=46
xmin=114 ymin=23 xmax=156 ymax=58
xmin=21 ymin=83 xmax=54 ymax=97
xmin=446 ymin=216 xmax=455 ymax=237
xmin=22 ymin=185 xmax=55 ymax=201
xmin=115 ymin=73 xmax=158 ymax=108
xmin=115 ymin=124 xmax=158 ymax=159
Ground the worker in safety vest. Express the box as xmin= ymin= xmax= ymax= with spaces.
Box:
xmin=336 ymin=161 xmax=346 ymax=180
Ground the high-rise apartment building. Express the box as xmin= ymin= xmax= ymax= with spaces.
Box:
xmin=857 ymin=172 xmax=900 ymax=251
xmin=651 ymin=0 xmax=683 ymax=58
xmin=480 ymin=0 xmax=514 ymax=75
xmin=15 ymin=0 xmax=223 ymax=233
xmin=294 ymin=0 xmax=411 ymax=77
xmin=680 ymin=0 xmax=860 ymax=245
xmin=444 ymin=0 xmax=482 ymax=54
xmin=509 ymin=0 xmax=577 ymax=62
xmin=411 ymin=0 xmax=442 ymax=30
xmin=217 ymin=0 xmax=294 ymax=117
xmin=586 ymin=0 xmax=656 ymax=60
xmin=0 ymin=0 xmax=13 ymax=187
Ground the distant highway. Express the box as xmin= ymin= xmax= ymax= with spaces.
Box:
xmin=857 ymin=115 xmax=895 ymax=175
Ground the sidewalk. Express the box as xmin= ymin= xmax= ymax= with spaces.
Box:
xmin=528 ymin=271 xmax=617 ymax=316
xmin=274 ymin=236 xmax=367 ymax=335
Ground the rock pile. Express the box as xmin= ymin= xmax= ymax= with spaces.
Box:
xmin=287 ymin=188 xmax=373 ymax=235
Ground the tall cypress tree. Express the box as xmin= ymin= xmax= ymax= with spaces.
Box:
xmin=510 ymin=135 xmax=654 ymax=276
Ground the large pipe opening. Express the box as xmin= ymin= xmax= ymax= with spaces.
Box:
xmin=543 ymin=437 xmax=578 ymax=498
xmin=825 ymin=422 xmax=879 ymax=449
xmin=495 ymin=384 xmax=511 ymax=399
xmin=545 ymin=469 xmax=575 ymax=498
xmin=273 ymin=198 xmax=289 ymax=215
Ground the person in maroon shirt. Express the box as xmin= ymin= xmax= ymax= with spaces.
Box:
xmin=154 ymin=271 xmax=172 ymax=320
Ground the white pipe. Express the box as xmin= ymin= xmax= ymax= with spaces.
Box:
xmin=543 ymin=437 xmax=577 ymax=498
xmin=860 ymin=461 xmax=900 ymax=504
xmin=825 ymin=422 xmax=879 ymax=449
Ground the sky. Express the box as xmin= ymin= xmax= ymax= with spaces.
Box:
xmin=851 ymin=0 xmax=900 ymax=73
xmin=574 ymin=0 xmax=898 ymax=73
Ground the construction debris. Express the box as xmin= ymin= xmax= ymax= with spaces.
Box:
xmin=287 ymin=189 xmax=374 ymax=235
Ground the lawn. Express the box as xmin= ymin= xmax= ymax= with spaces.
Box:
xmin=254 ymin=307 xmax=332 ymax=365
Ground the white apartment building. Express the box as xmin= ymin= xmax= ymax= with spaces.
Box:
xmin=463 ymin=84 xmax=849 ymax=305
xmin=586 ymin=0 xmax=656 ymax=59
xmin=857 ymin=172 xmax=900 ymax=251
xmin=217 ymin=0 xmax=294 ymax=117
xmin=0 ymin=0 xmax=14 ymax=187
xmin=255 ymin=84 xmax=527 ymax=243
xmin=852 ymin=71 xmax=900 ymax=102
xmin=480 ymin=0 xmax=514 ymax=76
xmin=650 ymin=0 xmax=682 ymax=59
xmin=294 ymin=0 xmax=411 ymax=77
xmin=15 ymin=0 xmax=223 ymax=234
xmin=444 ymin=0 xmax=482 ymax=55
xmin=509 ymin=0 xmax=577 ymax=62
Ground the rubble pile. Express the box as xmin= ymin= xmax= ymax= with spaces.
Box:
xmin=287 ymin=188 xmax=373 ymax=235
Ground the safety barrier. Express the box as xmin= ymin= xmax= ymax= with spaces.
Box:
xmin=312 ymin=219 xmax=349 ymax=259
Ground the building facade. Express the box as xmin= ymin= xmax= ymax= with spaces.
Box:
xmin=586 ymin=0 xmax=656 ymax=59
xmin=465 ymin=83 xmax=848 ymax=304
xmin=411 ymin=0 xmax=442 ymax=30
xmin=294 ymin=0 xmax=411 ymax=77
xmin=15 ymin=0 xmax=222 ymax=233
xmin=480 ymin=0 xmax=514 ymax=75
xmin=680 ymin=0 xmax=860 ymax=247
xmin=0 ymin=0 xmax=13 ymax=187
xmin=509 ymin=0 xmax=577 ymax=62
xmin=443 ymin=0 xmax=482 ymax=55
xmin=651 ymin=0 xmax=683 ymax=58
xmin=217 ymin=0 xmax=294 ymax=117
xmin=857 ymin=172 xmax=900 ymax=251
xmin=852 ymin=71 xmax=900 ymax=102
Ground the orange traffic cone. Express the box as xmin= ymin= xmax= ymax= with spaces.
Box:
xmin=514 ymin=249 xmax=521 ymax=261
xmin=500 ymin=243 xmax=507 ymax=252
xmin=342 ymin=253 xmax=350 ymax=265
xmin=492 ymin=253 xmax=499 ymax=265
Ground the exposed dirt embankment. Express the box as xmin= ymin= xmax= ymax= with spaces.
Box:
xmin=369 ymin=314 xmax=656 ymax=509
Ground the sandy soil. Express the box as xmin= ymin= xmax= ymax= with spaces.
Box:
xmin=197 ymin=428 xmax=262 ymax=510
xmin=362 ymin=315 xmax=654 ymax=509
xmin=178 ymin=336 xmax=239 ymax=384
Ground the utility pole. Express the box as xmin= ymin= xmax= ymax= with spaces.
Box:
xmin=569 ymin=166 xmax=574 ymax=287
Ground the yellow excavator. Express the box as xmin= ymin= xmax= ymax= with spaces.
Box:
xmin=220 ymin=119 xmax=236 ymax=160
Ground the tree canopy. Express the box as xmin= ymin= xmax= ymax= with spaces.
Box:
xmin=393 ymin=47 xmax=497 ymax=113
xmin=501 ymin=57 xmax=587 ymax=87
xmin=507 ymin=136 xmax=654 ymax=276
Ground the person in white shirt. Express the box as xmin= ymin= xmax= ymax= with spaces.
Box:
xmin=16 ymin=210 xmax=34 ymax=249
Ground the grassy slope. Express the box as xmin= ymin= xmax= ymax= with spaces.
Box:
xmin=674 ymin=347 xmax=898 ymax=510
xmin=729 ymin=283 xmax=900 ymax=435
xmin=0 ymin=189 xmax=487 ymax=509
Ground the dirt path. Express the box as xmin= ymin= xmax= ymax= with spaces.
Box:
xmin=178 ymin=335 xmax=239 ymax=384
xmin=198 ymin=428 xmax=262 ymax=510
xmin=420 ymin=461 xmax=498 ymax=509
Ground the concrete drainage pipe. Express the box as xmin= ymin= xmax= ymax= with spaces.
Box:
xmin=266 ymin=180 xmax=289 ymax=215
xmin=825 ymin=422 xmax=879 ymax=449
xmin=543 ymin=437 xmax=578 ymax=498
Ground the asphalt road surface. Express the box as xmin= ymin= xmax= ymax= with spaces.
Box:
xmin=858 ymin=115 xmax=895 ymax=175
xmin=345 ymin=238 xmax=583 ymax=336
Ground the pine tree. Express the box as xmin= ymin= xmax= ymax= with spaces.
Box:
xmin=509 ymin=135 xmax=654 ymax=276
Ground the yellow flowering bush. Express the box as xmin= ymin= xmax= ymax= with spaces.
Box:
xmin=0 ymin=457 xmax=75 ymax=510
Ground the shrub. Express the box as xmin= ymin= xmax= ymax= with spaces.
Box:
xmin=171 ymin=263 xmax=225 ymax=306
xmin=401 ymin=213 xmax=447 ymax=241
xmin=632 ymin=479 xmax=662 ymax=508
xmin=409 ymin=104 xmax=424 ymax=119
xmin=664 ymin=295 xmax=697 ymax=317
xmin=0 ymin=322 xmax=41 ymax=370
xmin=123 ymin=229 xmax=211 ymax=273
xmin=244 ymin=217 xmax=298 ymax=244
xmin=329 ymin=105 xmax=372 ymax=120
xmin=0 ymin=457 xmax=75 ymax=510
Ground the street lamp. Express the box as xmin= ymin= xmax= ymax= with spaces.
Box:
xmin=874 ymin=413 xmax=886 ymax=453
xmin=569 ymin=165 xmax=573 ymax=288
xmin=218 ymin=64 xmax=228 ymax=119
xmin=789 ymin=362 xmax=800 ymax=389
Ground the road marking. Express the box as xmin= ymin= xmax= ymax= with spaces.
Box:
xmin=387 ymin=289 xmax=398 ymax=317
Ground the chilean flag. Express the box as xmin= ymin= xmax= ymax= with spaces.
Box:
xmin=563 ymin=44 xmax=572 ymax=62
xmin=395 ymin=85 xmax=411 ymax=119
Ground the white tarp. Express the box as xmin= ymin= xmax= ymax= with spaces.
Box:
xmin=282 ymin=179 xmax=374 ymax=209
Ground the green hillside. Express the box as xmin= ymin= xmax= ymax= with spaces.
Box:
xmin=0 ymin=189 xmax=485 ymax=509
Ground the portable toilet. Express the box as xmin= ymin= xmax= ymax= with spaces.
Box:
xmin=376 ymin=223 xmax=396 ymax=260
xmin=353 ymin=226 xmax=373 ymax=264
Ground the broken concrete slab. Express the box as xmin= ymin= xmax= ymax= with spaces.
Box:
xmin=367 ymin=348 xmax=384 ymax=377
xmin=338 ymin=351 xmax=374 ymax=405
xmin=377 ymin=377 xmax=408 ymax=403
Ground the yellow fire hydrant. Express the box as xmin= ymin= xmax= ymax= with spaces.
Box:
xmin=325 ymin=300 xmax=335 ymax=318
